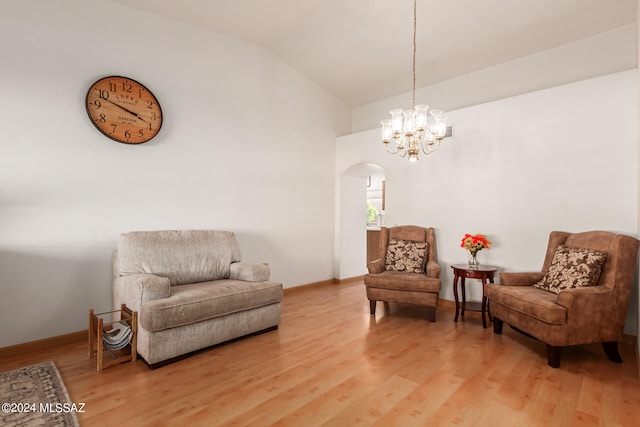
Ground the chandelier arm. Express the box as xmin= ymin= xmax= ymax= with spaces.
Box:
xmin=421 ymin=139 xmax=441 ymax=154
xmin=385 ymin=143 xmax=399 ymax=154
xmin=420 ymin=141 xmax=430 ymax=155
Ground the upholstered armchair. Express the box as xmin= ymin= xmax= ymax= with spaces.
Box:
xmin=364 ymin=225 xmax=441 ymax=322
xmin=485 ymin=230 xmax=639 ymax=368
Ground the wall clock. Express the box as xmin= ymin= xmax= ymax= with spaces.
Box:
xmin=85 ymin=76 xmax=163 ymax=144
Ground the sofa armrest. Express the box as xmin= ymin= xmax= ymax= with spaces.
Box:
xmin=499 ymin=271 xmax=544 ymax=286
xmin=367 ymin=259 xmax=384 ymax=274
xmin=556 ymin=286 xmax=617 ymax=326
xmin=229 ymin=262 xmax=270 ymax=282
xmin=426 ymin=260 xmax=441 ymax=278
xmin=113 ymin=273 xmax=171 ymax=313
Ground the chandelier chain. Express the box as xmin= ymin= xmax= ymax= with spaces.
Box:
xmin=412 ymin=0 xmax=417 ymax=108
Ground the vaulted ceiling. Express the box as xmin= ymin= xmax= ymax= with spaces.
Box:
xmin=108 ymin=0 xmax=636 ymax=107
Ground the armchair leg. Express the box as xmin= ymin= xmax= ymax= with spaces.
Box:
xmin=546 ymin=345 xmax=561 ymax=368
xmin=493 ymin=318 xmax=503 ymax=334
xmin=369 ymin=300 xmax=376 ymax=315
xmin=602 ymin=341 xmax=623 ymax=363
xmin=427 ymin=306 xmax=436 ymax=322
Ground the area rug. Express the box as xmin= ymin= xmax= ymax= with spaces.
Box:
xmin=0 ymin=361 xmax=80 ymax=427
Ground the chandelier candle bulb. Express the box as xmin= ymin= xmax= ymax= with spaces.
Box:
xmin=390 ymin=109 xmax=404 ymax=136
xmin=403 ymin=110 xmax=417 ymax=135
xmin=415 ymin=105 xmax=429 ymax=131
xmin=381 ymin=120 xmax=393 ymax=143
xmin=430 ymin=110 xmax=448 ymax=138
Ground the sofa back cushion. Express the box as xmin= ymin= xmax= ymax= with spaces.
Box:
xmin=384 ymin=238 xmax=429 ymax=273
xmin=380 ymin=226 xmax=438 ymax=265
xmin=116 ymin=230 xmax=242 ymax=285
xmin=533 ymin=245 xmax=607 ymax=294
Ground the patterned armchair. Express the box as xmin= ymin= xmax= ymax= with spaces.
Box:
xmin=486 ymin=230 xmax=639 ymax=368
xmin=364 ymin=225 xmax=441 ymax=321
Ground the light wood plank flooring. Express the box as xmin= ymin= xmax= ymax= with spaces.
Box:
xmin=1 ymin=281 xmax=639 ymax=426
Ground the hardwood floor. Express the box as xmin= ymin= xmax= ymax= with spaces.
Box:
xmin=2 ymin=280 xmax=639 ymax=426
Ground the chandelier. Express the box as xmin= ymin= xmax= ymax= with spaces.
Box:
xmin=380 ymin=0 xmax=448 ymax=162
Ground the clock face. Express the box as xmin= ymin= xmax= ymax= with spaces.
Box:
xmin=85 ymin=76 xmax=163 ymax=144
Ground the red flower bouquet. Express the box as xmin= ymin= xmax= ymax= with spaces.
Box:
xmin=460 ymin=233 xmax=492 ymax=255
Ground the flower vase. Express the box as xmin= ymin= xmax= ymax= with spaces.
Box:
xmin=468 ymin=251 xmax=479 ymax=268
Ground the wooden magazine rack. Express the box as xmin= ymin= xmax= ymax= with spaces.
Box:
xmin=89 ymin=304 xmax=137 ymax=371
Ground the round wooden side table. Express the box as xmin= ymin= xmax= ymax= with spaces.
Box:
xmin=451 ymin=264 xmax=498 ymax=328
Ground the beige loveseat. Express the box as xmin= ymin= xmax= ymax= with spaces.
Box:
xmin=112 ymin=230 xmax=283 ymax=366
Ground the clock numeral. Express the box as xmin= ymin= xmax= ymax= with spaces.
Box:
xmin=150 ymin=112 xmax=157 ymax=120
xmin=110 ymin=124 xmax=117 ymax=134
xmin=146 ymin=101 xmax=154 ymax=109
xmin=108 ymin=82 xmax=117 ymax=92
xmin=98 ymin=113 xmax=106 ymax=123
xmin=93 ymin=100 xmax=101 ymax=109
xmin=138 ymin=89 xmax=144 ymax=98
xmin=124 ymin=130 xmax=131 ymax=140
xmin=122 ymin=81 xmax=133 ymax=93
xmin=98 ymin=89 xmax=110 ymax=100
xmin=139 ymin=130 xmax=144 ymax=138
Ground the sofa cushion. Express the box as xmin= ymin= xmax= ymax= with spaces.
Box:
xmin=365 ymin=271 xmax=440 ymax=292
xmin=140 ymin=279 xmax=283 ymax=332
xmin=485 ymin=284 xmax=567 ymax=324
xmin=533 ymin=245 xmax=606 ymax=294
xmin=384 ymin=239 xmax=429 ymax=273
xmin=117 ymin=230 xmax=242 ymax=285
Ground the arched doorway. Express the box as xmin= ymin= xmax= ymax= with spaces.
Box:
xmin=337 ymin=162 xmax=385 ymax=280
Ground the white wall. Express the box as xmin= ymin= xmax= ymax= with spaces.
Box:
xmin=337 ymin=70 xmax=639 ymax=334
xmin=338 ymin=175 xmax=367 ymax=279
xmin=353 ymin=24 xmax=636 ymax=133
xmin=0 ymin=0 xmax=351 ymax=347
xmin=636 ymin=0 xmax=640 ymax=360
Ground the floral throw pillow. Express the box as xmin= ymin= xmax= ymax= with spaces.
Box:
xmin=384 ymin=238 xmax=429 ymax=274
xmin=532 ymin=245 xmax=607 ymax=294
